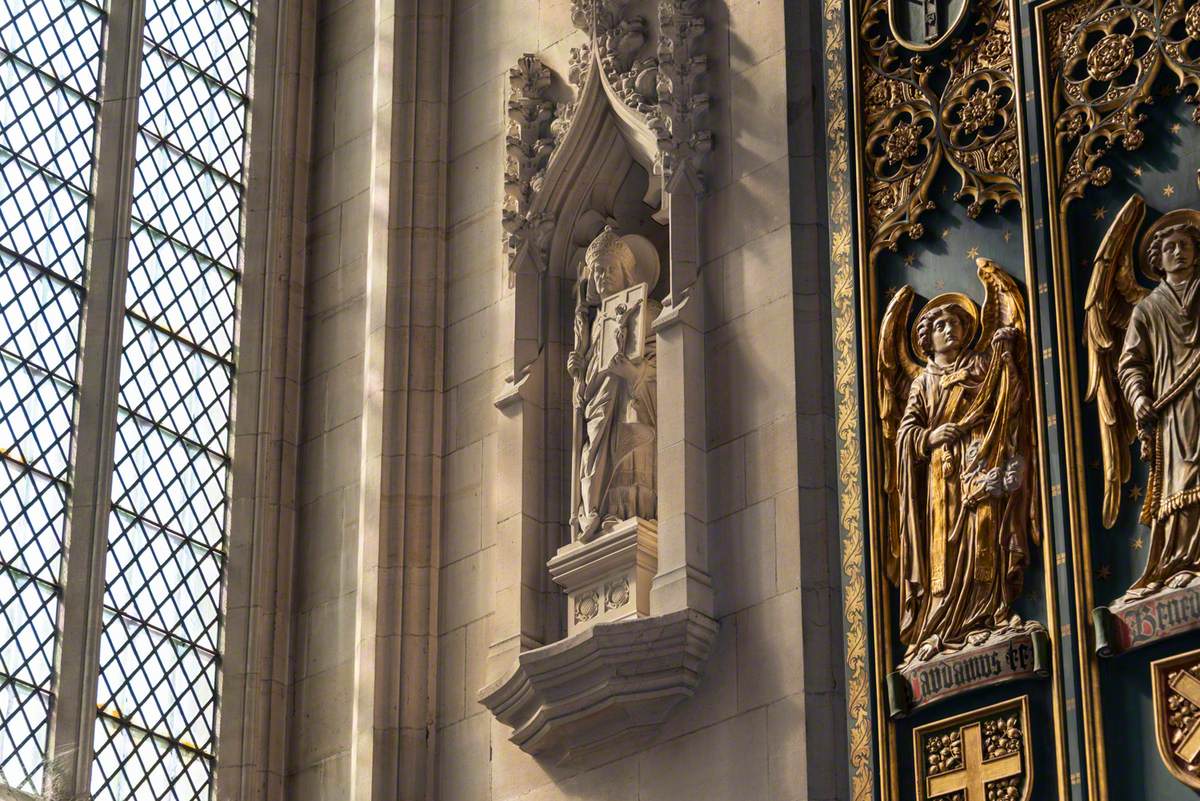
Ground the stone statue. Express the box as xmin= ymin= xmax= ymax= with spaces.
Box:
xmin=1086 ymin=196 xmax=1200 ymax=603
xmin=877 ymin=258 xmax=1040 ymax=667
xmin=568 ymin=227 xmax=661 ymax=542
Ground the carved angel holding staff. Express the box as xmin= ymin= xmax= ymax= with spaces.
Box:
xmin=878 ymin=259 xmax=1040 ymax=667
xmin=1085 ymin=196 xmax=1200 ymax=603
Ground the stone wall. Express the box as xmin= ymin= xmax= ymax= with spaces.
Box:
xmin=288 ymin=1 xmax=845 ymax=799
xmin=290 ymin=0 xmax=373 ymax=794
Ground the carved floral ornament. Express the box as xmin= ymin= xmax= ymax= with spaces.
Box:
xmin=1048 ymin=0 xmax=1200 ymax=209
xmin=858 ymin=0 xmax=1021 ymax=262
xmin=913 ymin=697 xmax=1032 ymax=801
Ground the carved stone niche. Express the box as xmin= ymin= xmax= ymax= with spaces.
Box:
xmin=479 ymin=0 xmax=716 ymax=766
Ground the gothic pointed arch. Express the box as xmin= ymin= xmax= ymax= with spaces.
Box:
xmin=483 ymin=0 xmax=717 ymax=764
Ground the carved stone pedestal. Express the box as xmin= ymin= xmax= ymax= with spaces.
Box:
xmin=548 ymin=517 xmax=657 ymax=636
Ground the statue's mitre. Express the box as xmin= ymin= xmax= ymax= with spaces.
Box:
xmin=583 ymin=226 xmax=661 ymax=290
xmin=585 ymin=226 xmax=635 ymax=270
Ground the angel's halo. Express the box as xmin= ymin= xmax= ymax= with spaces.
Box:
xmin=910 ymin=291 xmax=980 ymax=362
xmin=1139 ymin=207 xmax=1200 ymax=282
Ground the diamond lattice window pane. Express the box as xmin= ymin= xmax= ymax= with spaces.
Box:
xmin=0 ymin=677 xmax=51 ymax=793
xmin=0 ymin=460 xmax=66 ymax=585
xmin=0 ymin=570 xmax=58 ymax=690
xmin=143 ymin=0 xmax=250 ymax=95
xmin=95 ymin=609 xmax=217 ymax=752
xmin=0 ymin=0 xmax=104 ymax=99
xmin=0 ymin=253 xmax=82 ymax=380
xmin=129 ymin=132 xmax=242 ymax=270
xmin=93 ymin=0 xmax=253 ymax=795
xmin=110 ymin=411 xmax=228 ymax=549
xmin=0 ymin=351 xmax=75 ymax=479
xmin=126 ymin=226 xmax=237 ymax=360
xmin=104 ymin=509 xmax=222 ymax=653
xmin=0 ymin=151 xmax=90 ymax=284
xmin=138 ymin=48 xmax=246 ymax=181
xmin=91 ymin=715 xmax=212 ymax=801
xmin=1 ymin=57 xmax=98 ymax=192
xmin=0 ymin=1 xmax=102 ymax=797
xmin=117 ymin=315 xmax=233 ymax=454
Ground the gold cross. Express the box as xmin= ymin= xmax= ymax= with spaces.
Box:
xmin=1169 ymin=670 xmax=1200 ymax=764
xmin=927 ymin=722 xmax=1022 ymax=801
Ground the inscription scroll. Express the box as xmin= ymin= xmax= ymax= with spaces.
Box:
xmin=890 ymin=627 xmax=1050 ymax=717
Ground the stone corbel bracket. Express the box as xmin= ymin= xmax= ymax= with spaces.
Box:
xmin=480 ymin=610 xmax=718 ymax=765
xmin=484 ymin=0 xmax=714 ymax=764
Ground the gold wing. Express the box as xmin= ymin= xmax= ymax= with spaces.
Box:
xmin=976 ymin=256 xmax=1027 ymax=344
xmin=877 ymin=286 xmax=921 ymax=584
xmin=1084 ymin=194 xmax=1149 ymax=528
xmin=971 ymin=257 xmax=1040 ymax=545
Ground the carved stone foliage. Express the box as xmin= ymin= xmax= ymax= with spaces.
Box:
xmin=503 ymin=55 xmax=559 ymax=272
xmin=858 ymin=0 xmax=1020 ymax=261
xmin=503 ymin=3 xmax=710 ymax=278
xmin=570 ymin=0 xmax=711 ymax=187
xmin=572 ymin=0 xmax=659 ymax=111
xmin=1048 ymin=0 xmax=1200 ymax=209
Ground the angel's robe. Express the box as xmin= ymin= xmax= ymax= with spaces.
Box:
xmin=895 ymin=348 xmax=1031 ymax=660
xmin=1119 ymin=277 xmax=1200 ymax=588
xmin=575 ymin=298 xmax=660 ymax=541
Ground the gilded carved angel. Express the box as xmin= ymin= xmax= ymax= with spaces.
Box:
xmin=1085 ymin=196 xmax=1200 ymax=603
xmin=877 ymin=258 xmax=1040 ymax=667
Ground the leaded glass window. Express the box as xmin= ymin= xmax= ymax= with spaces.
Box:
xmin=0 ymin=0 xmax=105 ymax=791
xmin=0 ymin=0 xmax=257 ymax=798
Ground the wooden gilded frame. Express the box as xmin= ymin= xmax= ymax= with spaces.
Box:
xmin=833 ymin=0 xmax=1074 ymax=797
xmin=1030 ymin=0 xmax=1200 ymax=796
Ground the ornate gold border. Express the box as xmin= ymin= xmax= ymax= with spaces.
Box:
xmin=1010 ymin=8 xmax=1075 ymax=800
xmin=1033 ymin=1 xmax=1112 ymax=797
xmin=823 ymin=0 xmax=876 ymax=798
xmin=841 ymin=1 xmax=1071 ymax=799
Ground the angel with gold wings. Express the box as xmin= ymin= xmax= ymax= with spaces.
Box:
xmin=1085 ymin=196 xmax=1200 ymax=604
xmin=877 ymin=258 xmax=1040 ymax=667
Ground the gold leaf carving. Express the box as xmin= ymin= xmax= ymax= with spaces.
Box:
xmin=826 ymin=0 xmax=874 ymax=798
xmin=857 ymin=0 xmax=1022 ymax=262
xmin=1048 ymin=0 xmax=1200 ymax=209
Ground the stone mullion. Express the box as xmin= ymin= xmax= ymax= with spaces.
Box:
xmin=348 ymin=0 xmax=449 ymax=798
xmin=212 ymin=0 xmax=316 ymax=798
xmin=48 ymin=0 xmax=147 ymax=796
